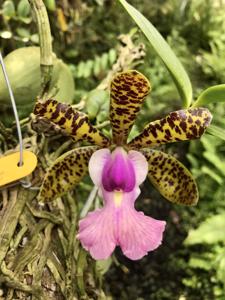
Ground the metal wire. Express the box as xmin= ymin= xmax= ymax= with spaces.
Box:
xmin=0 ymin=51 xmax=23 ymax=166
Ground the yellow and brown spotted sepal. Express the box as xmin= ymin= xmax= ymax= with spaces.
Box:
xmin=110 ymin=70 xmax=151 ymax=145
xmin=142 ymin=149 xmax=198 ymax=205
xmin=34 ymin=99 xmax=110 ymax=147
xmin=129 ymin=107 xmax=212 ymax=148
xmin=38 ymin=146 xmax=98 ymax=202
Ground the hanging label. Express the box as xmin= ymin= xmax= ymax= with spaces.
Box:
xmin=0 ymin=150 xmax=37 ymax=187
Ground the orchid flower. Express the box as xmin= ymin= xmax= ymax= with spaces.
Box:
xmin=34 ymin=70 xmax=212 ymax=260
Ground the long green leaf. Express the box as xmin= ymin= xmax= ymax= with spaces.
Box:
xmin=207 ymin=124 xmax=225 ymax=141
xmin=203 ymin=151 xmax=225 ymax=176
xmin=119 ymin=0 xmax=192 ymax=108
xmin=192 ymin=84 xmax=225 ymax=107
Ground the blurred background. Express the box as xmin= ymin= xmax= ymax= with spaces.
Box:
xmin=1 ymin=1 xmax=225 ymax=299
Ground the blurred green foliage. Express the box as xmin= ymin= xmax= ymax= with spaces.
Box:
xmin=1 ymin=0 xmax=225 ymax=299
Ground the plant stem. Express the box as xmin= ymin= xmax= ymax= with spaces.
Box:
xmin=80 ymin=186 xmax=98 ymax=218
xmin=65 ymin=193 xmax=78 ymax=299
xmin=0 ymin=188 xmax=35 ymax=267
xmin=29 ymin=0 xmax=53 ymax=98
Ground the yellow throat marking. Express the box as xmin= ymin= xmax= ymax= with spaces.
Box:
xmin=114 ymin=191 xmax=123 ymax=207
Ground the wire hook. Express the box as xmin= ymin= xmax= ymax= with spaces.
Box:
xmin=0 ymin=52 xmax=37 ymax=189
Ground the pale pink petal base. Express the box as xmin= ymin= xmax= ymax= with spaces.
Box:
xmin=128 ymin=150 xmax=148 ymax=186
xmin=78 ymin=188 xmax=166 ymax=260
xmin=77 ymin=207 xmax=116 ymax=260
xmin=88 ymin=148 xmax=110 ymax=186
xmin=118 ymin=206 xmax=166 ymax=260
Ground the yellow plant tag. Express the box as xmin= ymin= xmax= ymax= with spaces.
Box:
xmin=0 ymin=150 xmax=37 ymax=187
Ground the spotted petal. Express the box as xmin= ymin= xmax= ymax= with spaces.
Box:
xmin=34 ymin=99 xmax=110 ymax=147
xmin=129 ymin=107 xmax=212 ymax=148
xmin=110 ymin=70 xmax=151 ymax=145
xmin=38 ymin=146 xmax=98 ymax=202
xmin=142 ymin=149 xmax=198 ymax=205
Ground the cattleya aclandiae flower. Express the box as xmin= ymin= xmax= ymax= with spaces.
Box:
xmin=34 ymin=70 xmax=212 ymax=260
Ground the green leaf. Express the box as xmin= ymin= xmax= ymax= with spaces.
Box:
xmin=217 ymin=253 xmax=225 ymax=283
xmin=108 ymin=48 xmax=117 ymax=65
xmin=77 ymin=61 xmax=86 ymax=78
xmin=189 ymin=256 xmax=212 ymax=271
xmin=16 ymin=27 xmax=30 ymax=38
xmin=93 ymin=56 xmax=101 ymax=77
xmin=201 ymin=166 xmax=223 ymax=185
xmin=44 ymin=0 xmax=56 ymax=11
xmin=17 ymin=0 xmax=30 ymax=18
xmin=207 ymin=124 xmax=225 ymax=141
xmin=200 ymin=135 xmax=221 ymax=153
xmin=185 ymin=213 xmax=225 ymax=245
xmin=186 ymin=153 xmax=200 ymax=169
xmin=2 ymin=0 xmax=15 ymax=18
xmin=193 ymin=84 xmax=225 ymax=107
xmin=101 ymin=52 xmax=109 ymax=70
xmin=96 ymin=257 xmax=112 ymax=276
xmin=86 ymin=89 xmax=109 ymax=119
xmin=83 ymin=60 xmax=94 ymax=78
xmin=119 ymin=0 xmax=192 ymax=108
xmin=203 ymin=151 xmax=225 ymax=176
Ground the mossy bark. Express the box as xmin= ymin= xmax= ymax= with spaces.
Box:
xmin=0 ymin=150 xmax=104 ymax=299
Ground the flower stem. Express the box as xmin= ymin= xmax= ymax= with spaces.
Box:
xmin=80 ymin=186 xmax=98 ymax=218
xmin=29 ymin=0 xmax=53 ymax=98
